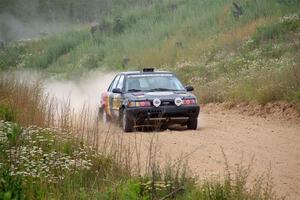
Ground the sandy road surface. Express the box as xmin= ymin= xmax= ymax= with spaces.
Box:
xmin=118 ymin=109 xmax=300 ymax=199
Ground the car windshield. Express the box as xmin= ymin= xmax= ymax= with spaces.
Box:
xmin=125 ymin=74 xmax=185 ymax=92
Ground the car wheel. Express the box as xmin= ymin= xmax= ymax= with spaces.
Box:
xmin=122 ymin=109 xmax=133 ymax=132
xmin=160 ymin=124 xmax=168 ymax=131
xmin=187 ymin=118 xmax=197 ymax=130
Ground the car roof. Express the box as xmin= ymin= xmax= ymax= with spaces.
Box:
xmin=120 ymin=70 xmax=173 ymax=76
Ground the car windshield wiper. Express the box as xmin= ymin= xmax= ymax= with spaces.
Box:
xmin=150 ymin=88 xmax=176 ymax=91
xmin=127 ymin=89 xmax=142 ymax=92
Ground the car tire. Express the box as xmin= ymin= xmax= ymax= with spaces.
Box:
xmin=160 ymin=124 xmax=168 ymax=131
xmin=187 ymin=118 xmax=197 ymax=130
xmin=122 ymin=109 xmax=133 ymax=132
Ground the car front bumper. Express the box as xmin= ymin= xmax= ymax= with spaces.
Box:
xmin=126 ymin=105 xmax=200 ymax=125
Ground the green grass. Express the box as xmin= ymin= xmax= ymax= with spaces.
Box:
xmin=0 ymin=104 xmax=16 ymax=122
xmin=0 ymin=121 xmax=128 ymax=199
xmin=26 ymin=30 xmax=91 ymax=70
xmin=168 ymin=12 xmax=300 ymax=104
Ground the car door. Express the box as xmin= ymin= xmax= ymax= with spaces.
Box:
xmin=111 ymin=75 xmax=124 ymax=118
xmin=103 ymin=75 xmax=120 ymax=118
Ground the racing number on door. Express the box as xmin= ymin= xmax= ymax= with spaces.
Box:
xmin=112 ymin=75 xmax=124 ymax=117
xmin=112 ymin=94 xmax=121 ymax=114
xmin=108 ymin=74 xmax=124 ymax=118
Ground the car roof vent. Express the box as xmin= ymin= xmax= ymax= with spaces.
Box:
xmin=142 ymin=68 xmax=154 ymax=72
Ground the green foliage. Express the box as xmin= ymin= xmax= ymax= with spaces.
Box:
xmin=6 ymin=123 xmax=21 ymax=146
xmin=26 ymin=30 xmax=90 ymax=69
xmin=254 ymin=14 xmax=300 ymax=42
xmin=0 ymin=43 xmax=26 ymax=70
xmin=169 ymin=12 xmax=300 ymax=104
xmin=0 ymin=105 xmax=16 ymax=122
xmin=0 ymin=121 xmax=128 ymax=199
xmin=0 ymin=167 xmax=24 ymax=200
xmin=102 ymin=180 xmax=145 ymax=200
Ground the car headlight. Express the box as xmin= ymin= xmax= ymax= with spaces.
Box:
xmin=183 ymin=98 xmax=197 ymax=105
xmin=128 ymin=101 xmax=151 ymax=107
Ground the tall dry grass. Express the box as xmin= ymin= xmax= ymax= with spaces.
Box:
xmin=0 ymin=72 xmax=54 ymax=127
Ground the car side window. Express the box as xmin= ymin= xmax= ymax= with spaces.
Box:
xmin=116 ymin=75 xmax=124 ymax=90
xmin=108 ymin=75 xmax=120 ymax=92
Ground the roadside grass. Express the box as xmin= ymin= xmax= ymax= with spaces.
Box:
xmin=0 ymin=120 xmax=283 ymax=200
xmin=0 ymin=72 xmax=54 ymax=127
xmin=170 ymin=13 xmax=300 ymax=104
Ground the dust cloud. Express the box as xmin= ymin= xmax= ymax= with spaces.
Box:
xmin=44 ymin=71 xmax=116 ymax=111
xmin=6 ymin=69 xmax=116 ymax=112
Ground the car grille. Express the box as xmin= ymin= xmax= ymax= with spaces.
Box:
xmin=160 ymin=100 xmax=175 ymax=106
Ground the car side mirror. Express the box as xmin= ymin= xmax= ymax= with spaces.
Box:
xmin=112 ymin=88 xmax=122 ymax=94
xmin=185 ymin=86 xmax=194 ymax=92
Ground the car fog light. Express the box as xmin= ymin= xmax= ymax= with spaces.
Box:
xmin=174 ymin=97 xmax=183 ymax=106
xmin=153 ymin=98 xmax=161 ymax=107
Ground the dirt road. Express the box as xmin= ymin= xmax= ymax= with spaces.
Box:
xmin=118 ymin=108 xmax=300 ymax=199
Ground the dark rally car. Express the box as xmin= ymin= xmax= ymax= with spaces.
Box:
xmin=99 ymin=68 xmax=200 ymax=132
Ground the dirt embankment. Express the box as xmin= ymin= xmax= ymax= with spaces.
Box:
xmin=203 ymin=101 xmax=300 ymax=123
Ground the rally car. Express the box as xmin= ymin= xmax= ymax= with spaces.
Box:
xmin=99 ymin=68 xmax=200 ymax=132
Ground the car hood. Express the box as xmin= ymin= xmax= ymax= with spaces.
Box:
xmin=124 ymin=91 xmax=196 ymax=101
